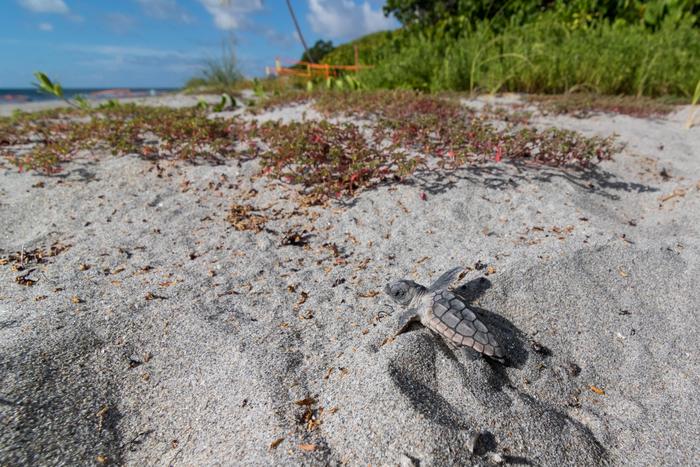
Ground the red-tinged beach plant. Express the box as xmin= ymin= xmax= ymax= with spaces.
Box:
xmin=315 ymin=90 xmax=616 ymax=169
xmin=247 ymin=119 xmax=416 ymax=196
xmin=0 ymin=104 xmax=242 ymax=172
xmin=2 ymin=90 xmax=618 ymax=198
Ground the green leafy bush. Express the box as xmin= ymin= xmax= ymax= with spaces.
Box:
xmin=321 ymin=30 xmax=405 ymax=66
xmin=383 ymin=0 xmax=700 ymax=30
xmin=356 ymin=15 xmax=700 ymax=97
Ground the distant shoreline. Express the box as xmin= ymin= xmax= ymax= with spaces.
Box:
xmin=0 ymin=88 xmax=179 ymax=104
xmin=0 ymin=93 xmax=217 ymax=117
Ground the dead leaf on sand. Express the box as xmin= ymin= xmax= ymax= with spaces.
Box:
xmin=96 ymin=405 xmax=109 ymax=429
xmin=227 ymin=204 xmax=267 ymax=232
xmin=659 ymin=188 xmax=686 ymax=202
xmin=293 ymin=291 xmax=309 ymax=311
xmin=145 ymin=292 xmax=166 ymax=300
xmin=295 ymin=397 xmax=316 ymax=406
xmin=358 ymin=290 xmax=379 ymax=298
xmin=380 ymin=336 xmax=396 ymax=347
xmin=15 ymin=270 xmax=37 ymax=286
xmin=281 ymin=229 xmax=310 ymax=247
xmin=299 ymin=444 xmax=316 ymax=452
xmin=269 ymin=438 xmax=285 ymax=450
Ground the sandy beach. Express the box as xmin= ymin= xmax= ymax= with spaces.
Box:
xmin=1 ymin=95 xmax=698 ymax=466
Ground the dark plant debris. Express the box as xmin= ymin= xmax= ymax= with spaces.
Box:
xmin=281 ymin=229 xmax=311 ymax=247
xmin=227 ymin=204 xmax=268 ymax=232
xmin=15 ymin=269 xmax=38 ymax=286
xmin=1 ymin=242 xmax=71 ymax=271
xmin=528 ymin=93 xmax=680 ymax=118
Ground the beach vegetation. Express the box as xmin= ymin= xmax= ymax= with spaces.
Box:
xmin=184 ymin=36 xmax=244 ymax=93
xmin=527 ymin=93 xmax=682 ymax=118
xmin=299 ymin=39 xmax=335 ymax=64
xmin=320 ymin=1 xmax=700 ymax=100
xmin=2 ymin=90 xmax=617 ymax=197
xmin=685 ymin=79 xmax=700 ymax=128
xmin=0 ymin=104 xmax=238 ymax=173
xmin=33 ymin=71 xmax=91 ymax=110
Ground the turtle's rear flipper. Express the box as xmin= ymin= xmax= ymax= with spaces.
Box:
xmin=458 ymin=345 xmax=481 ymax=361
xmin=459 ymin=346 xmax=507 ymax=365
xmin=485 ymin=354 xmax=507 ymax=365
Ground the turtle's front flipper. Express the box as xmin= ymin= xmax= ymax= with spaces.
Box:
xmin=427 ymin=266 xmax=464 ymax=293
xmin=395 ymin=308 xmax=420 ymax=336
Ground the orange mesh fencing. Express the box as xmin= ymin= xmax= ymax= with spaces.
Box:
xmin=270 ymin=45 xmax=372 ymax=80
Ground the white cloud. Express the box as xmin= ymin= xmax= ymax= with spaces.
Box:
xmin=64 ymin=44 xmax=204 ymax=60
xmin=196 ymin=0 xmax=263 ymax=30
xmin=307 ymin=0 xmax=397 ymax=40
xmin=64 ymin=43 xmax=209 ymax=74
xmin=18 ymin=0 xmax=68 ymax=14
xmin=38 ymin=22 xmax=53 ymax=31
xmin=105 ymin=12 xmax=136 ymax=34
xmin=135 ymin=0 xmax=193 ymax=23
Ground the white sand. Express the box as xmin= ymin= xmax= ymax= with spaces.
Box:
xmin=1 ymin=95 xmax=698 ymax=466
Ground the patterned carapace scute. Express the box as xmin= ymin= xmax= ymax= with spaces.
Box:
xmin=428 ymin=290 xmax=505 ymax=359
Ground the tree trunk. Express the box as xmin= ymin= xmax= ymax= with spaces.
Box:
xmin=285 ymin=0 xmax=314 ymax=63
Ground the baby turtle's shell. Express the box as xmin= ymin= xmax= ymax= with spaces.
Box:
xmin=427 ymin=290 xmax=505 ymax=360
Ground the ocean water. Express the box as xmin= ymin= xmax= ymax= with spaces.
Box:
xmin=0 ymin=88 xmax=178 ymax=103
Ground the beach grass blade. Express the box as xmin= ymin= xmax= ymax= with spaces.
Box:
xmin=685 ymin=79 xmax=700 ymax=129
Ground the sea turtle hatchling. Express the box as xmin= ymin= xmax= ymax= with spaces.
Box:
xmin=385 ymin=267 xmax=506 ymax=362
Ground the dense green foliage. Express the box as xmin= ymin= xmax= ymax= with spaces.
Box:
xmin=322 ymin=31 xmax=406 ymax=66
xmin=362 ymin=16 xmax=700 ymax=96
xmin=322 ymin=1 xmax=700 ymax=98
xmin=384 ymin=0 xmax=700 ymax=30
xmin=185 ymin=37 xmax=243 ymax=90
xmin=300 ymin=40 xmax=335 ymax=63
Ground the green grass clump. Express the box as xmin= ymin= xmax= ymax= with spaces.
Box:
xmin=354 ymin=16 xmax=700 ymax=99
xmin=321 ymin=30 xmax=405 ymax=66
xmin=686 ymin=79 xmax=700 ymax=128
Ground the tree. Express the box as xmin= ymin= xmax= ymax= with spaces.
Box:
xmin=300 ymin=40 xmax=334 ymax=63
xmin=382 ymin=0 xmax=543 ymax=28
xmin=383 ymin=1 xmax=700 ymax=30
xmin=383 ymin=0 xmax=461 ymax=27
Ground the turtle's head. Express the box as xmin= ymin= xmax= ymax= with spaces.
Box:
xmin=384 ymin=280 xmax=421 ymax=307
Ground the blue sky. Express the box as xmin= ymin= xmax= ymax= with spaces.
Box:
xmin=0 ymin=0 xmax=398 ymax=88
